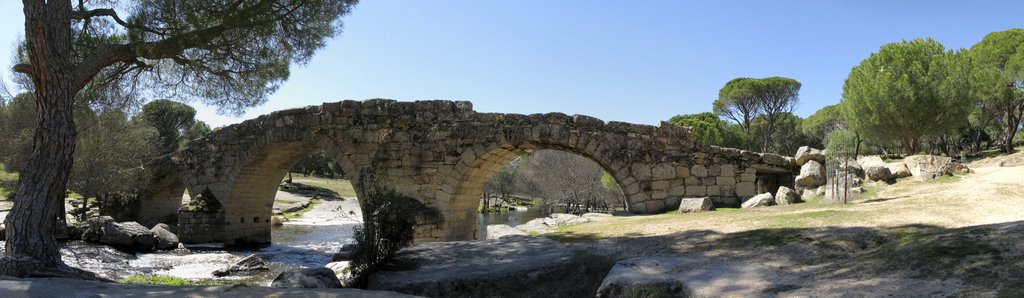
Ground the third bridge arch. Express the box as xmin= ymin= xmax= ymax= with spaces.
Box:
xmin=139 ymin=99 xmax=796 ymax=245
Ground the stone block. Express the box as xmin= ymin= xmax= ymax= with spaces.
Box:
xmin=675 ymin=165 xmax=691 ymax=178
xmin=707 ymin=165 xmax=721 ymax=176
xmin=692 ymin=165 xmax=708 ymax=177
xmin=706 ymin=185 xmax=721 ymax=196
xmin=670 ymin=185 xmax=687 ymax=196
xmin=651 ymin=180 xmax=671 ymax=191
xmin=684 ymin=177 xmax=701 ymax=186
xmin=736 ymin=181 xmax=756 ymax=197
xmin=720 ymin=164 xmax=735 ymax=177
xmin=715 ymin=176 xmax=736 ymax=186
xmin=677 ymin=197 xmax=713 ymax=213
xmin=652 ymin=164 xmax=676 ymax=180
xmin=685 ymin=185 xmax=706 ymax=197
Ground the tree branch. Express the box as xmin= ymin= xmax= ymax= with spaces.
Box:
xmin=13 ymin=63 xmax=33 ymax=75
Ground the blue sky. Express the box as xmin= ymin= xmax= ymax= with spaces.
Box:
xmin=1 ymin=1 xmax=1023 ymax=127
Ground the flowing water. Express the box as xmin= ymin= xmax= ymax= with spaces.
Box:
xmin=0 ymin=198 xmax=544 ymax=285
xmin=0 ymin=197 xmax=362 ymax=285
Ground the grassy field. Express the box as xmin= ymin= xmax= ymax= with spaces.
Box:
xmin=119 ymin=275 xmax=245 ymax=286
xmin=287 ymin=174 xmax=357 ymax=197
xmin=0 ymin=165 xmax=17 ymax=199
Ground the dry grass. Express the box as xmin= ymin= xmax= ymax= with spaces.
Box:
xmin=544 ymin=166 xmax=1024 ymax=296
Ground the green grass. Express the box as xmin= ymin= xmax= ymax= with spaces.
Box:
xmin=282 ymin=199 xmax=319 ymax=219
xmin=761 ymin=209 xmax=857 ymax=228
xmin=926 ymin=174 xmax=962 ymax=184
xmin=288 ymin=174 xmax=357 ymax=197
xmin=860 ymin=226 xmax=1003 ymax=280
xmin=0 ymin=165 xmax=18 ymax=199
xmin=119 ymin=275 xmax=236 ymax=286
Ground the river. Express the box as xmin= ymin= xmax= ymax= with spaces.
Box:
xmin=0 ymin=196 xmax=546 ymax=285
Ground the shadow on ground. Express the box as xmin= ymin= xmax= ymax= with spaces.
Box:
xmin=547 ymin=221 xmax=1024 ymax=296
xmin=279 ymin=182 xmax=345 ymax=201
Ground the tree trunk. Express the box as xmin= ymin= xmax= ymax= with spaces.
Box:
xmin=1003 ymin=104 xmax=1023 ymax=154
xmin=1 ymin=0 xmax=78 ymax=275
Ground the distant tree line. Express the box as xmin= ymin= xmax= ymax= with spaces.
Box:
xmin=480 ymin=150 xmax=624 ymax=215
xmin=0 ymin=95 xmax=211 ymax=221
xmin=673 ymin=29 xmax=1024 ymax=159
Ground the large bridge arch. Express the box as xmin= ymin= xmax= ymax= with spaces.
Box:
xmin=436 ymin=126 xmax=645 ymax=240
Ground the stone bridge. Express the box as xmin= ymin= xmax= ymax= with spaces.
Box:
xmin=136 ymin=99 xmax=797 ymax=245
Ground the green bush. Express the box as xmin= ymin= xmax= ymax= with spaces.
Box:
xmin=345 ymin=166 xmax=425 ymax=288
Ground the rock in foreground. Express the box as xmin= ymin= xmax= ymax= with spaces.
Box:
xmin=272 ymin=267 xmax=343 ymax=288
xmin=367 ymin=235 xmax=613 ymax=297
xmin=597 ymin=258 xmax=776 ymax=297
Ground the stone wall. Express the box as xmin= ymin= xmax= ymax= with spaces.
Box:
xmin=138 ymin=99 xmax=797 ymax=245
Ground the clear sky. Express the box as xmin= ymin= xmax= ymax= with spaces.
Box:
xmin=1 ymin=1 xmax=1023 ymax=127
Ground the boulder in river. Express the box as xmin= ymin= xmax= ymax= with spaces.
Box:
xmin=81 ymin=216 xmax=115 ymax=242
xmin=150 ymin=225 xmax=179 ymax=250
xmin=213 ymin=254 xmax=270 ymax=277
xmin=272 ymin=267 xmax=342 ymax=288
xmin=100 ymin=221 xmax=156 ymax=251
xmin=332 ymin=243 xmax=360 ymax=262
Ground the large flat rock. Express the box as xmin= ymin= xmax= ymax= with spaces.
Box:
xmin=367 ymin=235 xmax=613 ymax=297
xmin=597 ymin=257 xmax=777 ymax=298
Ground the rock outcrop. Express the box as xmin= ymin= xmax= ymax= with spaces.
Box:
xmin=775 ymin=186 xmax=799 ymax=205
xmin=484 ymin=224 xmax=528 ymax=240
xmin=903 ymin=155 xmax=953 ymax=181
xmin=596 ymin=258 xmax=694 ymax=298
xmin=795 ymin=146 xmax=826 ymax=166
xmin=596 ymin=257 xmax=777 ymax=297
xmin=741 ymin=193 xmax=774 ymax=208
xmin=795 ymin=160 xmax=826 ymax=189
xmin=272 ymin=267 xmax=343 ymax=288
xmin=677 ymin=197 xmax=713 ymax=213
xmin=859 ymin=156 xmax=892 ymax=181
xmin=366 ymin=235 xmax=614 ymax=297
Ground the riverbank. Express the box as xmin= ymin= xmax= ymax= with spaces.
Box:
xmin=0 ymin=276 xmax=414 ymax=298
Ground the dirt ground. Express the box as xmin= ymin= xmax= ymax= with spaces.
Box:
xmin=550 ymin=162 xmax=1024 ymax=297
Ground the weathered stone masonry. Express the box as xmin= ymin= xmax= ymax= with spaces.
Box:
xmin=136 ymin=99 xmax=797 ymax=245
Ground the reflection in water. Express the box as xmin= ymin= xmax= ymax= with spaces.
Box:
xmin=477 ymin=207 xmax=547 ymax=239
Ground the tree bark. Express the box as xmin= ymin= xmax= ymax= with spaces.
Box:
xmin=2 ymin=0 xmax=77 ymax=275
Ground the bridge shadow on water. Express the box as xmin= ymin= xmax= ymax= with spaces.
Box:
xmin=546 ymin=220 xmax=1024 ymax=296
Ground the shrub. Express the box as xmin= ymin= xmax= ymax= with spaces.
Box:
xmin=345 ymin=165 xmax=424 ymax=288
